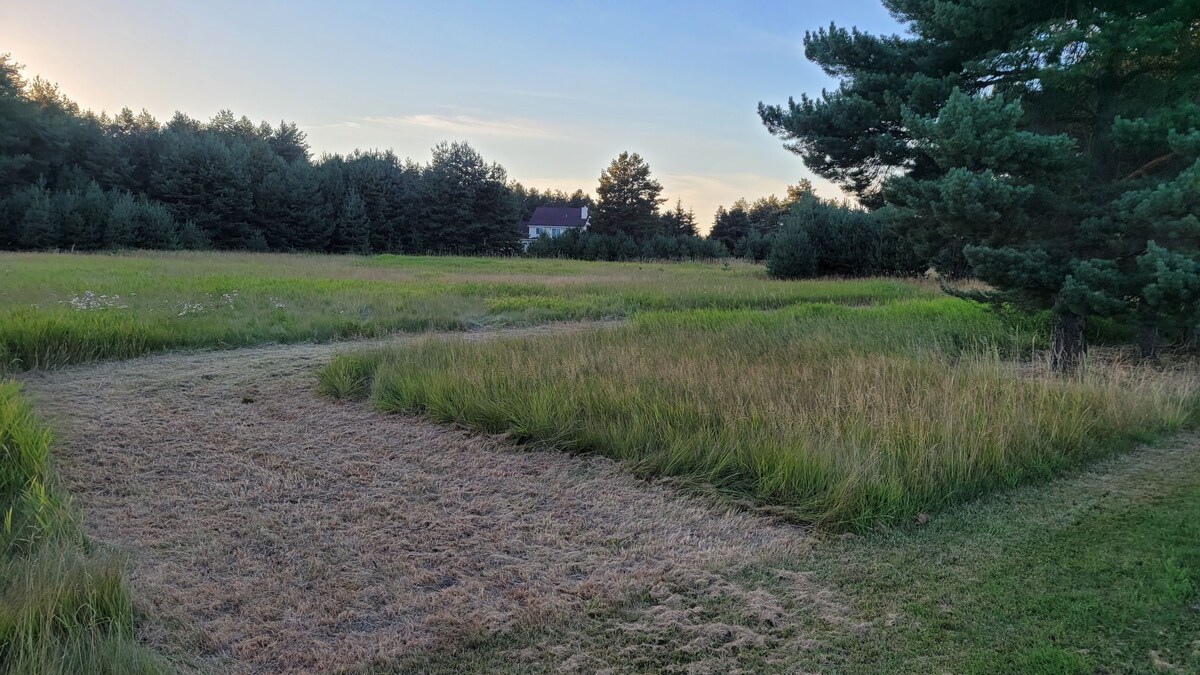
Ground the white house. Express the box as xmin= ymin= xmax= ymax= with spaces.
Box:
xmin=520 ymin=206 xmax=589 ymax=249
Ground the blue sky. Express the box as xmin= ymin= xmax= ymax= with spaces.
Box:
xmin=4 ymin=0 xmax=902 ymax=229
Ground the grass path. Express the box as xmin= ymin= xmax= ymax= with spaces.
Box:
xmin=16 ymin=323 xmax=1199 ymax=673
xmin=392 ymin=431 xmax=1200 ymax=674
xmin=16 ymin=324 xmax=815 ymax=674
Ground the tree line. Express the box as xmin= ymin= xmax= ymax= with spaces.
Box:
xmin=0 ymin=55 xmax=620 ymax=255
xmin=760 ymin=0 xmax=1200 ymax=367
xmin=0 ymin=52 xmax=934 ymax=271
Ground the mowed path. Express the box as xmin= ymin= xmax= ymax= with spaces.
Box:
xmin=18 ymin=324 xmax=812 ymax=674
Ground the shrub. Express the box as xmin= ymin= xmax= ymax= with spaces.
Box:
xmin=734 ymin=230 xmax=774 ymax=262
xmin=765 ymin=200 xmax=925 ymax=279
xmin=527 ymin=230 xmax=724 ymax=261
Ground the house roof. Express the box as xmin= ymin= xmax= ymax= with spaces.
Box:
xmin=526 ymin=206 xmax=587 ymax=227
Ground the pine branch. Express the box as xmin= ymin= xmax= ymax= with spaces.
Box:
xmin=1124 ymin=152 xmax=1178 ymax=181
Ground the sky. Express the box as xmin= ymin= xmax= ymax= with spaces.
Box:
xmin=3 ymin=0 xmax=903 ymax=230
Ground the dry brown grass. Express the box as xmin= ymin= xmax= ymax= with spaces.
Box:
xmin=17 ymin=324 xmax=818 ymax=674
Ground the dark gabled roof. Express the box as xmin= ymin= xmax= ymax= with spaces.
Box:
xmin=526 ymin=206 xmax=587 ymax=227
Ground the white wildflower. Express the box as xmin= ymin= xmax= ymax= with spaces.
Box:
xmin=60 ymin=291 xmax=128 ymax=311
xmin=178 ymin=302 xmax=206 ymax=317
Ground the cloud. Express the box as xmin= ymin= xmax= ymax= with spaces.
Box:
xmin=358 ymin=114 xmax=560 ymax=139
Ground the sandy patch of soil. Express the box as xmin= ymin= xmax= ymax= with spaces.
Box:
xmin=19 ymin=325 xmax=813 ymax=674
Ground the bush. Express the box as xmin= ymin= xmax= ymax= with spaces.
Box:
xmin=734 ymin=230 xmax=774 ymax=262
xmin=765 ymin=200 xmax=925 ymax=279
xmin=527 ymin=229 xmax=725 ymax=261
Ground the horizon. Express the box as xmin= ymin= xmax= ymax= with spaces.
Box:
xmin=3 ymin=0 xmax=904 ymax=230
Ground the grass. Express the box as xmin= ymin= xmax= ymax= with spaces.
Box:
xmin=0 ymin=250 xmax=930 ymax=371
xmin=0 ymin=380 xmax=169 ymax=673
xmin=321 ymin=299 xmax=1198 ymax=529
xmin=7 ymin=249 xmax=1200 ymax=671
xmin=380 ymin=434 xmax=1200 ymax=673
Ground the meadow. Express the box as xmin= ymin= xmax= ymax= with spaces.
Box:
xmin=2 ymin=250 xmax=1198 ymax=672
xmin=0 ymin=251 xmax=924 ymax=371
xmin=321 ymin=300 xmax=1198 ymax=529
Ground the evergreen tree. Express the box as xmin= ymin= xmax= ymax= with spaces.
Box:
xmin=104 ymin=191 xmax=139 ymax=249
xmin=593 ymin=151 xmax=665 ymax=239
xmin=734 ymin=230 xmax=774 ymax=262
xmin=72 ymin=181 xmax=109 ymax=249
xmin=331 ymin=189 xmax=371 ymax=254
xmin=420 ymin=141 xmax=519 ymax=254
xmin=760 ymin=0 xmax=1200 ymax=370
xmin=747 ymin=195 xmax=789 ymax=235
xmin=709 ymin=199 xmax=753 ymax=252
xmin=17 ymin=184 xmax=58 ymax=249
xmin=660 ymin=199 xmax=699 ymax=236
xmin=0 ymin=56 xmax=543 ymax=257
xmin=767 ymin=219 xmax=816 ymax=280
xmin=176 ymin=220 xmax=212 ymax=250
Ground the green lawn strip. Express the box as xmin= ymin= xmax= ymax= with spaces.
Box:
xmin=799 ymin=436 xmax=1200 ymax=674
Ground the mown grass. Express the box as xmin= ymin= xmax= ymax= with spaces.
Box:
xmin=321 ymin=299 xmax=1198 ymax=529
xmin=0 ymin=380 xmax=169 ymax=673
xmin=382 ymin=435 xmax=1200 ymax=674
xmin=0 ymin=251 xmax=931 ymax=371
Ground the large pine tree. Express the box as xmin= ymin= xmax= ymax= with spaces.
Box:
xmin=593 ymin=152 xmax=665 ymax=239
xmin=760 ymin=0 xmax=1200 ymax=369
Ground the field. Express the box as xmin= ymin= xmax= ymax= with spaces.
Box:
xmin=321 ymin=302 xmax=1196 ymax=529
xmin=2 ymin=251 xmax=1199 ymax=673
xmin=0 ymin=251 xmax=922 ymax=371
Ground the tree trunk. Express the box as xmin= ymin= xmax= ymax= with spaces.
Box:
xmin=1136 ymin=323 xmax=1159 ymax=362
xmin=1180 ymin=325 xmax=1199 ymax=354
xmin=1051 ymin=313 xmax=1086 ymax=373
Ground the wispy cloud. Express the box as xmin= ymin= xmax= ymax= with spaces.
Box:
xmin=359 ymin=114 xmax=560 ymax=139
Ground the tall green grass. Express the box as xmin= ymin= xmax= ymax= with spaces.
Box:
xmin=0 ymin=381 xmax=169 ymax=673
xmin=0 ymin=251 xmax=934 ymax=371
xmin=321 ymin=299 xmax=1198 ymax=530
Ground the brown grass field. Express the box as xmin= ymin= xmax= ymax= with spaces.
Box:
xmin=18 ymin=323 xmax=843 ymax=674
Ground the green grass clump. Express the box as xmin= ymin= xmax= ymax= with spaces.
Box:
xmin=0 ymin=380 xmax=169 ymax=673
xmin=0 ymin=251 xmax=935 ymax=371
xmin=322 ymin=299 xmax=1197 ymax=529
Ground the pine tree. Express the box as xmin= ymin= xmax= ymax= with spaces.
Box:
xmin=709 ymin=199 xmax=753 ymax=252
xmin=419 ymin=142 xmax=518 ymax=254
xmin=760 ymin=0 xmax=1200 ymax=370
xmin=104 ymin=191 xmax=139 ymax=249
xmin=660 ymin=199 xmax=699 ymax=237
xmin=593 ymin=152 xmax=665 ymax=239
xmin=73 ymin=181 xmax=109 ymax=249
xmin=332 ymin=189 xmax=371 ymax=255
xmin=767 ymin=216 xmax=816 ymax=280
xmin=17 ymin=184 xmax=58 ymax=249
